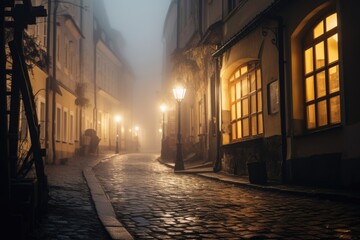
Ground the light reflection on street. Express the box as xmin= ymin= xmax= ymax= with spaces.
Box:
xmin=94 ymin=153 xmax=360 ymax=239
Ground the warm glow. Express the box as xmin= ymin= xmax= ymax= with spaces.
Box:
xmin=114 ymin=115 xmax=121 ymax=123
xmin=173 ymin=86 xmax=186 ymax=101
xmin=326 ymin=13 xmax=337 ymax=32
xmin=160 ymin=104 xmax=167 ymax=112
xmin=313 ymin=21 xmax=324 ymax=38
xmin=304 ymin=12 xmax=340 ymax=130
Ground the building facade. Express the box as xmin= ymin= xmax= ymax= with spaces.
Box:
xmin=27 ymin=0 xmax=133 ymax=163
xmin=163 ymin=0 xmax=360 ymax=189
xmin=162 ymin=0 xmax=221 ymax=165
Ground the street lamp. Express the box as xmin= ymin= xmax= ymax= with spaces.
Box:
xmin=160 ymin=104 xmax=167 ymax=140
xmin=115 ymin=115 xmax=121 ymax=154
xmin=173 ymin=86 xmax=186 ymax=171
xmin=160 ymin=104 xmax=167 ymax=159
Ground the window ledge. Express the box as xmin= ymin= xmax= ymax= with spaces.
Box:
xmin=295 ymin=123 xmax=343 ymax=138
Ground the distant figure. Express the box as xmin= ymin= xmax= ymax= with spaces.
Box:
xmin=84 ymin=129 xmax=100 ymax=154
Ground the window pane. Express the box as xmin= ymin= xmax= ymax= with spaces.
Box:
xmin=315 ymin=42 xmax=325 ymax=69
xmin=229 ymin=75 xmax=235 ymax=82
xmin=63 ymin=112 xmax=67 ymax=142
xmin=40 ymin=102 xmax=45 ymax=139
xmin=316 ymin=71 xmax=326 ymax=98
xmin=251 ymin=94 xmax=256 ymax=114
xmin=236 ymin=82 xmax=241 ymax=99
xmin=313 ymin=21 xmax=324 ymax=38
xmin=326 ymin=13 xmax=337 ymax=32
xmin=232 ymin=123 xmax=237 ymax=140
xmin=240 ymin=66 xmax=248 ymax=75
xmin=305 ymin=48 xmax=313 ymax=74
xmin=305 ymin=76 xmax=315 ymax=102
xmin=317 ymin=100 xmax=328 ymax=126
xmin=70 ymin=114 xmax=73 ymax=143
xmin=250 ymin=72 xmax=256 ymax=92
xmin=258 ymin=114 xmax=263 ymax=134
xmin=242 ymin=118 xmax=249 ymax=137
xmin=307 ymin=104 xmax=316 ymax=129
xmin=251 ymin=116 xmax=257 ymax=136
xmin=256 ymin=69 xmax=261 ymax=88
xmin=241 ymin=78 xmax=248 ymax=96
xmin=257 ymin=91 xmax=262 ymax=111
xmin=242 ymin=98 xmax=249 ymax=116
xmin=237 ymin=121 xmax=242 ymax=139
xmin=330 ymin=96 xmax=341 ymax=124
xmin=231 ymin=85 xmax=235 ymax=102
xmin=56 ymin=108 xmax=61 ymax=139
xmin=327 ymin=34 xmax=338 ymax=64
xmin=231 ymin=104 xmax=236 ymax=120
xmin=329 ymin=65 xmax=339 ymax=93
xmin=237 ymin=102 xmax=241 ymax=118
xmin=235 ymin=70 xmax=240 ymax=79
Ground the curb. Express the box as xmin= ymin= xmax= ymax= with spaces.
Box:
xmin=196 ymin=173 xmax=360 ymax=204
xmin=83 ymin=154 xmax=134 ymax=240
xmin=158 ymin=158 xmax=360 ymax=204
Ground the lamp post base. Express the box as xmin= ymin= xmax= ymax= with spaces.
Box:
xmin=174 ymin=143 xmax=184 ymax=171
xmin=115 ymin=142 xmax=119 ymax=154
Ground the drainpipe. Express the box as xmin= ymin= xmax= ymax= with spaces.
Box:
xmin=79 ymin=0 xmax=83 ymax=148
xmin=51 ymin=0 xmax=59 ymax=163
xmin=45 ymin=0 xmax=51 ymax=162
xmin=276 ymin=17 xmax=288 ymax=184
xmin=213 ymin=54 xmax=222 ymax=172
xmin=176 ymin=0 xmax=180 ymax=49
xmin=93 ymin=38 xmax=97 ymax=132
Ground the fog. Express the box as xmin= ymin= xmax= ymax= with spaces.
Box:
xmin=103 ymin=0 xmax=171 ymax=153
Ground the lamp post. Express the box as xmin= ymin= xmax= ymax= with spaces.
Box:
xmin=160 ymin=104 xmax=167 ymax=140
xmin=115 ymin=115 xmax=121 ymax=154
xmin=134 ymin=126 xmax=139 ymax=152
xmin=173 ymin=86 xmax=186 ymax=171
xmin=160 ymin=104 xmax=167 ymax=159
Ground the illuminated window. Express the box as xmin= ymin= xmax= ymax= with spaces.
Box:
xmin=63 ymin=108 xmax=68 ymax=142
xmin=69 ymin=112 xmax=74 ymax=143
xmin=229 ymin=61 xmax=263 ymax=141
xmin=303 ymin=13 xmax=341 ymax=130
xmin=39 ymin=101 xmax=45 ymax=140
xmin=56 ymin=106 xmax=62 ymax=141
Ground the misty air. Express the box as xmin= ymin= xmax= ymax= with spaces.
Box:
xmin=1 ymin=0 xmax=360 ymax=239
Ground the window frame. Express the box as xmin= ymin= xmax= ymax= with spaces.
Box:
xmin=37 ymin=98 xmax=46 ymax=140
xmin=63 ymin=107 xmax=68 ymax=143
xmin=228 ymin=61 xmax=263 ymax=142
xmin=55 ymin=104 xmax=62 ymax=141
xmin=69 ymin=111 xmax=74 ymax=144
xmin=302 ymin=12 xmax=341 ymax=131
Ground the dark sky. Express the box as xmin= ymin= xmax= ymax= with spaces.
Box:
xmin=103 ymin=0 xmax=171 ymax=152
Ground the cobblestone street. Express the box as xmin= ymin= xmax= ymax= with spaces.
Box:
xmin=37 ymin=155 xmax=112 ymax=240
xmin=94 ymin=153 xmax=360 ymax=240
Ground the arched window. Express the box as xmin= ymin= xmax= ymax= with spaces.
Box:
xmin=229 ymin=61 xmax=263 ymax=141
xmin=303 ymin=12 xmax=341 ymax=130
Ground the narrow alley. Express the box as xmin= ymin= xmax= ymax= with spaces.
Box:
xmin=94 ymin=154 xmax=360 ymax=239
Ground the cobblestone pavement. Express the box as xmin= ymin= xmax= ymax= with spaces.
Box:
xmin=35 ymin=154 xmax=112 ymax=240
xmin=94 ymin=153 xmax=360 ymax=240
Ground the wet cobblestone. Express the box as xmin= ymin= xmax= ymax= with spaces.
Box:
xmin=94 ymin=153 xmax=360 ymax=239
xmin=36 ymin=155 xmax=112 ymax=240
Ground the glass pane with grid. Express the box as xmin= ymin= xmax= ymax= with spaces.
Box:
xmin=228 ymin=62 xmax=263 ymax=141
xmin=304 ymin=12 xmax=341 ymax=130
